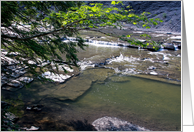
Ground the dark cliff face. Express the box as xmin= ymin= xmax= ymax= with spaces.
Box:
xmin=85 ymin=1 xmax=181 ymax=33
xmin=124 ymin=1 xmax=181 ymax=14
xmin=124 ymin=1 xmax=181 ymax=33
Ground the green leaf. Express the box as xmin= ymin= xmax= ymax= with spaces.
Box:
xmin=111 ymin=1 xmax=116 ymax=5
xmin=126 ymin=35 xmax=130 ymax=38
xmin=142 ymin=24 xmax=146 ymax=27
xmin=153 ymin=22 xmax=158 ymax=26
xmin=128 ymin=14 xmax=134 ymax=17
xmin=63 ymin=21 xmax=67 ymax=25
xmin=88 ymin=25 xmax=93 ymax=28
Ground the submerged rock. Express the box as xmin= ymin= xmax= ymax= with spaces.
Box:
xmin=109 ymin=75 xmax=131 ymax=82
xmin=92 ymin=116 xmax=150 ymax=131
xmin=48 ymin=76 xmax=92 ymax=101
xmin=48 ymin=68 xmax=114 ymax=101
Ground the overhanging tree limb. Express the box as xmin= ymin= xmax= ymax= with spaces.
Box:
xmin=1 ymin=28 xmax=63 ymax=40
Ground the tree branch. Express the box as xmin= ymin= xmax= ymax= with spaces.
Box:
xmin=78 ymin=27 xmax=119 ymax=38
xmin=1 ymin=28 xmax=64 ymax=40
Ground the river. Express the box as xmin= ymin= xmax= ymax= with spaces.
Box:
xmin=1 ymin=30 xmax=181 ymax=131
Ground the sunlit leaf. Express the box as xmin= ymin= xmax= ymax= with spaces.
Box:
xmin=111 ymin=1 xmax=116 ymax=5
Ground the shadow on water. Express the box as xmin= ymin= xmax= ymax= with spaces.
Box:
xmin=19 ymin=116 xmax=96 ymax=131
xmin=38 ymin=119 xmax=96 ymax=131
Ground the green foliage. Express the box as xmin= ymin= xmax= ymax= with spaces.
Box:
xmin=1 ymin=1 xmax=163 ymax=82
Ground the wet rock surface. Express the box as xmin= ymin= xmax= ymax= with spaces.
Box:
xmin=92 ymin=116 xmax=150 ymax=131
xmin=48 ymin=68 xmax=114 ymax=101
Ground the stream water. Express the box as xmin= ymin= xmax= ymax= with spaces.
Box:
xmin=67 ymin=73 xmax=181 ymax=131
xmin=1 ymin=31 xmax=181 ymax=131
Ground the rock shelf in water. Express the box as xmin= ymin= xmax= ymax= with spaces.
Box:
xmin=47 ymin=68 xmax=114 ymax=101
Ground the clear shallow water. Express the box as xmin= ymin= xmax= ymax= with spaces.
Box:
xmin=63 ymin=73 xmax=181 ymax=131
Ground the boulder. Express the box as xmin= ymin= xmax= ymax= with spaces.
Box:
xmin=163 ymin=43 xmax=175 ymax=50
xmin=92 ymin=116 xmax=150 ymax=131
